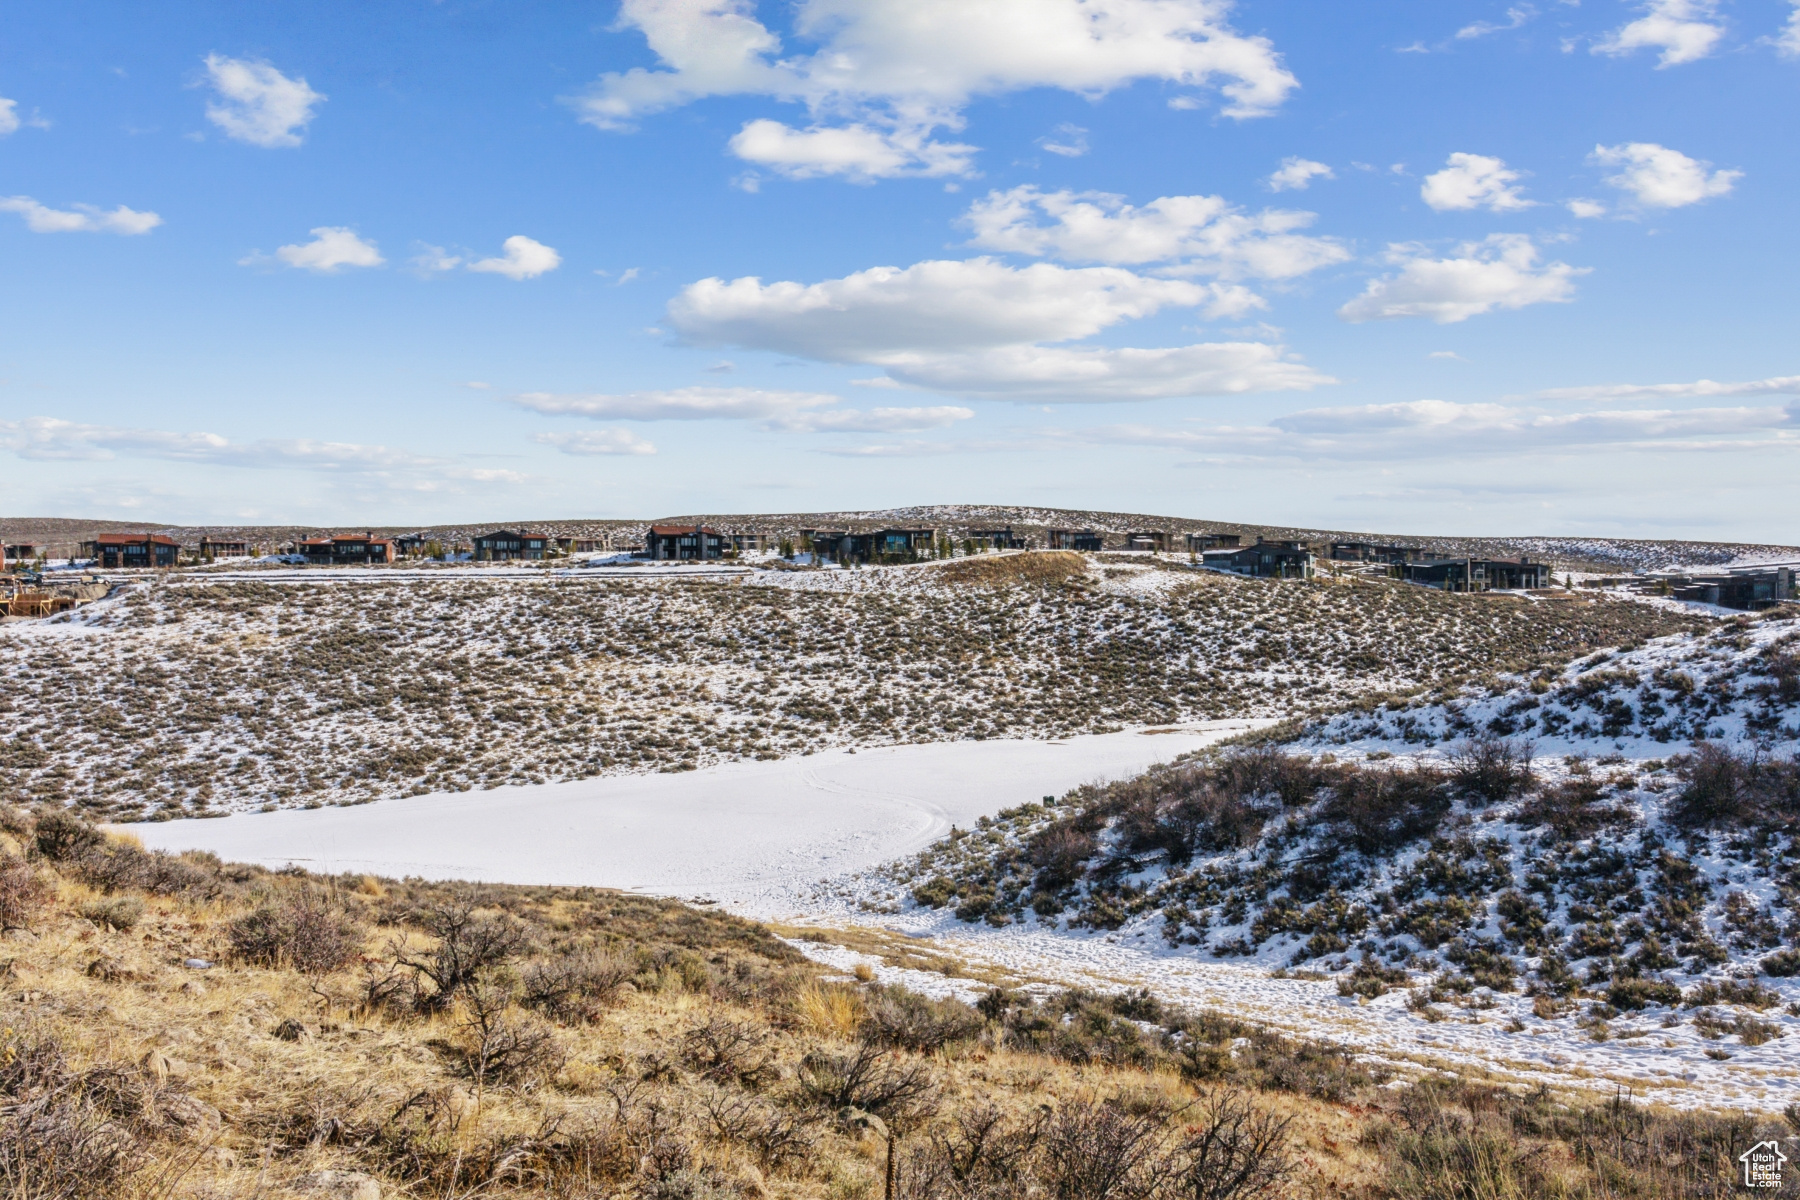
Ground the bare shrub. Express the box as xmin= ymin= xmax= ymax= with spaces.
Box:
xmin=1164 ymin=1089 xmax=1294 ymax=1200
xmin=859 ymin=986 xmax=984 ymax=1053
xmin=1028 ymin=823 xmax=1097 ymax=890
xmin=456 ymin=978 xmax=565 ymax=1093
xmin=1038 ymin=1099 xmax=1164 ymax=1200
xmin=396 ymin=893 xmax=533 ymax=1011
xmin=899 ymin=1101 xmax=1045 ymax=1200
xmin=1448 ymin=736 xmax=1534 ymax=807
xmin=0 ymin=1097 xmax=146 ymax=1200
xmin=1670 ymin=743 xmax=1800 ymax=828
xmin=699 ymin=1087 xmax=815 ymax=1170
xmin=797 ymin=1041 xmax=936 ymax=1128
xmin=0 ymin=854 xmax=52 ymax=931
xmin=1321 ymin=764 xmax=1451 ymax=853
xmin=228 ymin=893 xmax=365 ymax=974
xmin=74 ymin=844 xmax=212 ymax=898
xmin=679 ymin=1016 xmax=776 ymax=1088
xmin=520 ymin=949 xmax=635 ymax=1024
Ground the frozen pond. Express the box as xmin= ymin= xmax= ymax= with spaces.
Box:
xmin=134 ymin=722 xmax=1260 ymax=910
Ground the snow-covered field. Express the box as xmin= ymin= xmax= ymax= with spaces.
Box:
xmin=133 ymin=722 xmax=1260 ymax=909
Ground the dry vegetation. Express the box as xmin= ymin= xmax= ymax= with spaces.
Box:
xmin=0 ymin=805 xmax=1784 ymax=1199
xmin=1 ymin=561 xmax=1692 ymax=820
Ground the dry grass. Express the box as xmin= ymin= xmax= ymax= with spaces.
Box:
xmin=932 ymin=550 xmax=1088 ymax=586
xmin=0 ymin=808 xmax=1766 ymax=1199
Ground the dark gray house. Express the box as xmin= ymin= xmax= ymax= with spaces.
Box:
xmin=473 ymin=530 xmax=550 ymax=561
xmin=1202 ymin=540 xmax=1315 ymax=579
xmin=1401 ymin=557 xmax=1549 ymax=591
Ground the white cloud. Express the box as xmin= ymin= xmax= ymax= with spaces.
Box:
xmin=512 ymin=387 xmax=841 ymax=422
xmin=0 ymin=98 xmax=17 ymax=137
xmin=1781 ymin=3 xmax=1800 ymax=57
xmin=1456 ymin=6 xmax=1535 ymax=39
xmin=960 ymin=187 xmax=1349 ymax=280
xmin=509 ymin=386 xmax=974 ymax=433
xmin=885 ymin=341 xmax=1333 ymax=400
xmin=666 ymin=256 xmax=1331 ymax=400
xmin=467 ymin=235 xmax=562 ymax=280
xmin=1420 ymin=152 xmax=1534 ymax=212
xmin=1083 ymin=397 xmax=1798 ymax=460
xmin=1593 ymin=0 xmax=1725 ymax=66
xmin=1591 ymin=142 xmax=1739 ymax=208
xmin=202 ymin=54 xmax=325 ymax=147
xmin=532 ymin=429 xmax=658 ymax=456
xmin=1337 ymin=234 xmax=1585 ymax=324
xmin=768 ymin=405 xmax=975 ymax=432
xmin=409 ymin=244 xmax=463 ymax=275
xmin=0 ymin=416 xmax=427 ymax=469
xmin=572 ymin=0 xmax=1298 ymax=180
xmin=1566 ymin=198 xmax=1608 ymax=218
xmin=728 ymin=118 xmax=976 ymax=181
xmin=0 ymin=196 xmax=162 ymax=235
xmin=257 ymin=227 xmax=383 ymax=273
xmin=669 ymin=258 xmax=1207 ymax=362
xmin=1038 ymin=123 xmax=1090 ymax=158
xmin=1266 ymin=157 xmax=1332 ymax=191
xmin=1535 ymin=374 xmax=1800 ymax=404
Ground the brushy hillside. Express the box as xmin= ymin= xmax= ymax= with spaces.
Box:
xmin=890 ymin=609 xmax=1800 ymax=1053
xmin=0 ymin=805 xmax=1787 ymax=1200
xmin=0 ymin=562 xmax=1692 ymax=821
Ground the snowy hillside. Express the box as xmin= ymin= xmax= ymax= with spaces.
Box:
xmin=867 ymin=609 xmax=1800 ymax=1103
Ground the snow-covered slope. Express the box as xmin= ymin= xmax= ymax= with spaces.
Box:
xmin=846 ymin=609 xmax=1800 ymax=1107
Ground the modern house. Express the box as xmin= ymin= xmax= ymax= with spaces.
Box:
xmin=1664 ymin=568 xmax=1795 ymax=611
xmin=645 ymin=524 xmax=726 ymax=561
xmin=1126 ymin=531 xmax=1172 ymax=552
xmin=1330 ymin=541 xmax=1424 ymax=564
xmin=293 ymin=534 xmax=399 ymax=565
xmin=1185 ymin=533 xmax=1241 ymax=551
xmin=197 ymin=537 xmax=251 ymax=559
xmin=1047 ymin=529 xmax=1104 ymax=552
xmin=1401 ymin=557 xmax=1549 ymax=592
xmin=86 ymin=534 xmax=181 ymax=569
xmin=971 ymin=527 xmax=1026 ymax=550
xmin=795 ymin=527 xmax=934 ymax=562
xmin=3 ymin=543 xmax=38 ymax=562
xmin=472 ymin=530 xmax=550 ymax=561
xmin=1202 ymin=540 xmax=1316 ymax=579
xmin=724 ymin=532 xmax=771 ymax=554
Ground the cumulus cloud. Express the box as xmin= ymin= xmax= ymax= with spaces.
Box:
xmin=1083 ymin=397 xmax=1798 ymax=460
xmin=202 ymin=54 xmax=325 ymax=147
xmin=532 ymin=429 xmax=658 ymax=456
xmin=1535 ymin=374 xmax=1800 ymax=404
xmin=669 ymin=258 xmax=1206 ymax=361
xmin=1591 ymin=142 xmax=1739 ymax=208
xmin=0 ymin=98 xmax=17 ymax=137
xmin=961 ymin=186 xmax=1349 ymax=283
xmin=1593 ymin=0 xmax=1725 ymax=66
xmin=0 ymin=196 xmax=161 ymax=235
xmin=0 ymin=416 xmax=426 ymax=469
xmin=252 ymin=227 xmax=383 ymax=273
xmin=666 ymin=256 xmax=1330 ymax=400
xmin=1566 ymin=198 xmax=1608 ymax=219
xmin=1337 ymin=234 xmax=1585 ymax=324
xmin=1266 ymin=157 xmax=1332 ymax=191
xmin=467 ymin=235 xmax=562 ymax=279
xmin=1420 ymin=152 xmax=1534 ymax=212
xmin=1782 ymin=3 xmax=1800 ymax=57
xmin=572 ymin=0 xmax=1298 ymax=179
xmin=728 ymin=118 xmax=976 ymax=181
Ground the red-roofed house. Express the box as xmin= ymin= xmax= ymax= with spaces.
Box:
xmin=293 ymin=534 xmax=397 ymax=565
xmin=645 ymin=524 xmax=725 ymax=561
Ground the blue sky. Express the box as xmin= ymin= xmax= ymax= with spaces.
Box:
xmin=2 ymin=0 xmax=1797 ymax=538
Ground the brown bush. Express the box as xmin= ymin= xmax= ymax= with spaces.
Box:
xmin=394 ymin=893 xmax=533 ymax=1011
xmin=797 ymin=1041 xmax=937 ymax=1129
xmin=678 ymin=1015 xmax=776 ymax=1088
xmin=859 ymin=986 xmax=984 ymax=1053
xmin=1320 ymin=765 xmax=1451 ymax=853
xmin=520 ymin=949 xmax=636 ymax=1024
xmin=32 ymin=810 xmax=102 ymax=862
xmin=228 ymin=893 xmax=365 ymax=974
xmin=1447 ymin=736 xmax=1535 ymax=807
xmin=0 ymin=854 xmax=51 ymax=931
